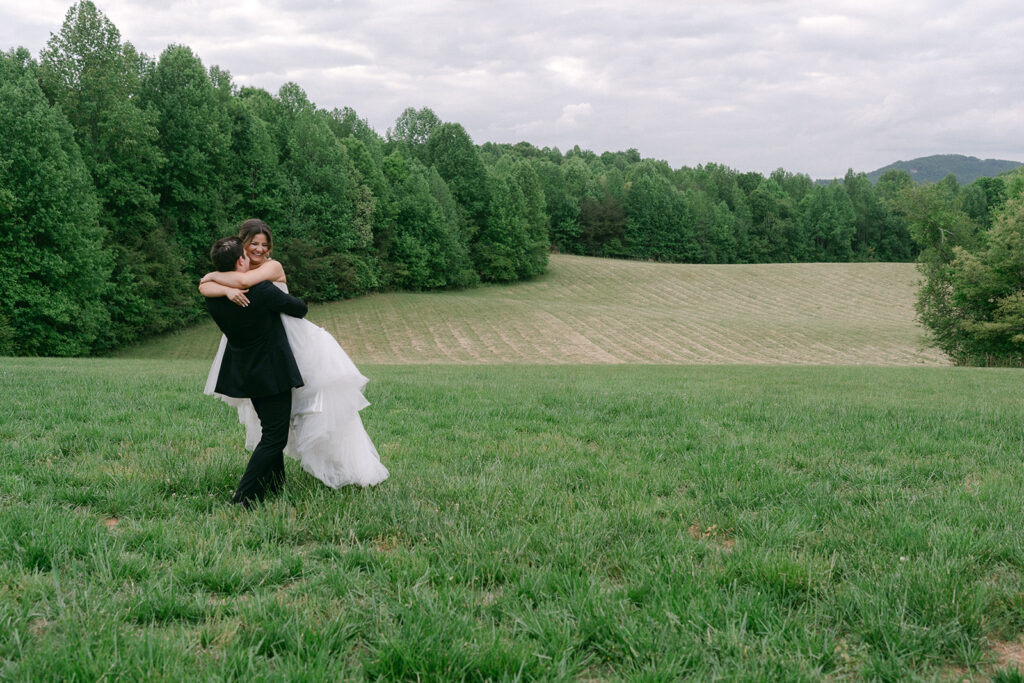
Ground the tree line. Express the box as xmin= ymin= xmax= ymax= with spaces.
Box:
xmin=508 ymin=148 xmax=919 ymax=264
xmin=899 ymin=171 xmax=1024 ymax=365
xmin=1 ymin=2 xmax=548 ymax=356
xmin=2 ymin=1 xmax=1022 ymax=361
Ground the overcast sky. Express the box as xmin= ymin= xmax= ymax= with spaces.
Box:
xmin=3 ymin=0 xmax=1022 ymax=178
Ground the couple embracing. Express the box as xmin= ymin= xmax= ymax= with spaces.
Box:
xmin=201 ymin=219 xmax=388 ymax=508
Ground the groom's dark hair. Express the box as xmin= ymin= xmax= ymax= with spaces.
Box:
xmin=210 ymin=236 xmax=244 ymax=272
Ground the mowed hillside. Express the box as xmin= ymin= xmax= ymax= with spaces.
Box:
xmin=121 ymin=255 xmax=949 ymax=365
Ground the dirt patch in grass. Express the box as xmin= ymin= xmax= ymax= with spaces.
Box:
xmin=992 ymin=637 xmax=1024 ymax=671
xmin=689 ymin=523 xmax=735 ymax=551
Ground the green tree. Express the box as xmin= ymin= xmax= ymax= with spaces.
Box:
xmin=238 ymin=86 xmax=290 ymax=155
xmin=340 ymin=135 xmax=389 ymax=288
xmin=425 ymin=122 xmax=490 ymax=262
xmin=798 ymin=184 xmax=856 ymax=261
xmin=211 ymin=68 xmax=286 ymax=226
xmin=382 ymin=159 xmax=476 ymax=289
xmin=531 ymin=159 xmax=580 ymax=254
xmin=736 ymin=171 xmax=764 ymax=196
xmin=770 ymin=168 xmax=813 ymax=204
xmin=936 ymin=173 xmax=960 ymax=198
xmin=510 ymin=160 xmax=549 ymax=276
xmin=558 ymin=157 xmax=597 ymax=253
xmin=876 ymin=169 xmax=914 ymax=202
xmin=343 ymin=136 xmax=388 ymax=201
xmin=275 ymin=85 xmax=377 ymax=299
xmin=0 ymin=48 xmax=112 ymax=355
xmin=959 ymin=176 xmax=1007 ymax=230
xmin=897 ymin=182 xmax=981 ymax=361
xmin=425 ymin=165 xmax=477 ymax=288
xmin=940 ymin=197 xmax=1024 ymax=363
xmin=385 ymin=161 xmax=433 ymax=289
xmin=330 ymin=107 xmax=386 ymax=164
xmin=622 ymin=161 xmax=692 ymax=261
xmin=747 ymin=178 xmax=796 ymax=262
xmin=475 ymin=158 xmax=530 ymax=281
xmin=1004 ymin=167 xmax=1024 ymax=200
xmin=899 ymin=182 xmax=978 ymax=260
xmin=686 ymin=190 xmax=738 ymax=264
xmin=874 ymin=170 xmax=917 ymax=260
xmin=679 ymin=163 xmax=752 ymax=262
xmin=388 ymin=106 xmax=441 ymax=163
xmin=579 ymin=193 xmax=626 ymax=256
xmin=143 ymin=44 xmax=232 ymax=275
xmin=38 ymin=1 xmax=192 ymax=347
xmin=839 ymin=171 xmax=881 ymax=259
xmin=577 ymin=167 xmax=625 ymax=257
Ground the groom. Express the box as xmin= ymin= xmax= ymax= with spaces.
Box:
xmin=205 ymin=236 xmax=307 ymax=508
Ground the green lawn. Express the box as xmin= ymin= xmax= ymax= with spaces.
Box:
xmin=3 ymin=358 xmax=1023 ymax=680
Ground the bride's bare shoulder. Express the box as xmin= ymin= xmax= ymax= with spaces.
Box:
xmin=260 ymin=258 xmax=286 ymax=282
xmin=270 ymin=258 xmax=287 ymax=282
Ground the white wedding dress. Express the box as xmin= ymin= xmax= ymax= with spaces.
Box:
xmin=204 ymin=281 xmax=388 ymax=489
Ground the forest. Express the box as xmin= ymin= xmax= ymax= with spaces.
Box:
xmin=2 ymin=1 xmax=1023 ymax=362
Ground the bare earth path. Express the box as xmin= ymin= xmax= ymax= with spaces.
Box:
xmin=125 ymin=255 xmax=949 ymax=365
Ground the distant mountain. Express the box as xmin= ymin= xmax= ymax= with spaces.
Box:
xmin=817 ymin=154 xmax=1023 ymax=185
xmin=866 ymin=154 xmax=1021 ymax=185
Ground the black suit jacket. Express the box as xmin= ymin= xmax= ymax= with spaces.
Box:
xmin=206 ymin=280 xmax=308 ymax=399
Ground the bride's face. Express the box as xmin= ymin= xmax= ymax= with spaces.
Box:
xmin=245 ymin=233 xmax=271 ymax=266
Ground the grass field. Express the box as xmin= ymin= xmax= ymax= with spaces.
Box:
xmin=5 ymin=256 xmax=1023 ymax=680
xmin=3 ymin=358 xmax=1024 ymax=680
xmin=117 ymin=255 xmax=949 ymax=366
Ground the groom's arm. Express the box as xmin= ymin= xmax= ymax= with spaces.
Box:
xmin=257 ymin=282 xmax=308 ymax=319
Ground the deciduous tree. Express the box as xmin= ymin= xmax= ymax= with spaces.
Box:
xmin=425 ymin=122 xmax=490 ymax=260
xmin=0 ymin=48 xmax=111 ymax=355
xmin=143 ymin=44 xmax=232 ymax=275
xmin=38 ymin=1 xmax=190 ymax=347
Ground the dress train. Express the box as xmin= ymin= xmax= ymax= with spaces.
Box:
xmin=205 ymin=283 xmax=388 ymax=488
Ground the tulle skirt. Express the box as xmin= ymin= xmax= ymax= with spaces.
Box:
xmin=205 ymin=315 xmax=389 ymax=489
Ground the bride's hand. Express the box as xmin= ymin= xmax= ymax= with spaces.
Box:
xmin=227 ymin=288 xmax=250 ymax=307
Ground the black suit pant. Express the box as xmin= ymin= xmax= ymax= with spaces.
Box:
xmin=233 ymin=390 xmax=291 ymax=507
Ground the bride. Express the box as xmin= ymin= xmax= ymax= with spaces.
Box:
xmin=199 ymin=218 xmax=388 ymax=489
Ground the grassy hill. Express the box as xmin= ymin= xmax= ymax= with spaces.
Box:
xmin=120 ymin=254 xmax=947 ymax=366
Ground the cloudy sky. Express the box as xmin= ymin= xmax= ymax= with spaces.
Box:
xmin=3 ymin=0 xmax=1022 ymax=178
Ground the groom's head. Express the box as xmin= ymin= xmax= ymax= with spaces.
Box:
xmin=210 ymin=236 xmax=250 ymax=273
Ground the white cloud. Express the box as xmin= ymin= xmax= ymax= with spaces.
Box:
xmin=545 ymin=57 xmax=600 ymax=90
xmin=2 ymin=0 xmax=1022 ymax=177
xmin=556 ymin=103 xmax=592 ymax=128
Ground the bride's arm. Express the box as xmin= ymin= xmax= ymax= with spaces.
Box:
xmin=199 ymin=281 xmax=250 ymax=307
xmin=199 ymin=260 xmax=285 ymax=288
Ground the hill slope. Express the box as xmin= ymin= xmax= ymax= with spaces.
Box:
xmin=119 ymin=255 xmax=948 ymax=366
xmin=865 ymin=154 xmax=1022 ymax=184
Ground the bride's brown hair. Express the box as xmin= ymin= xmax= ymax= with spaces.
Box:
xmin=238 ymin=218 xmax=273 ymax=252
